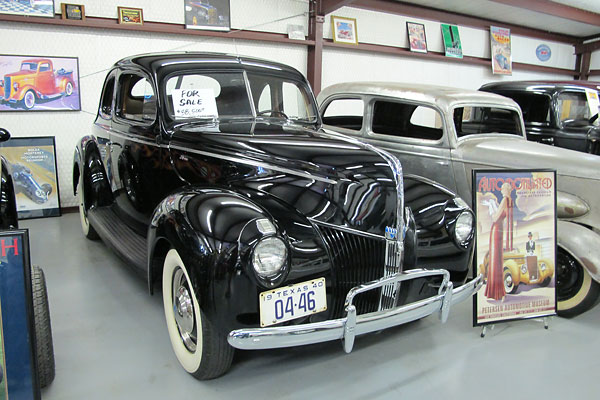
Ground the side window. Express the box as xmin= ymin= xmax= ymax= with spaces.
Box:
xmin=99 ymin=76 xmax=115 ymax=119
xmin=257 ymin=84 xmax=272 ymax=112
xmin=453 ymin=106 xmax=522 ymax=137
xmin=558 ymin=92 xmax=590 ymax=123
xmin=322 ymin=98 xmax=364 ymax=131
xmin=39 ymin=63 xmax=51 ymax=72
xmin=117 ymin=73 xmax=156 ymax=123
xmin=372 ymin=100 xmax=443 ymax=140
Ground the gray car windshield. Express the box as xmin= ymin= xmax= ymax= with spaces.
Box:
xmin=164 ymin=71 xmax=317 ymax=123
xmin=453 ymin=106 xmax=523 ymax=137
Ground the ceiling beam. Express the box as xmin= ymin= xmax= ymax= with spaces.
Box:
xmin=575 ymin=39 xmax=600 ymax=54
xmin=352 ymin=0 xmax=579 ymax=43
xmin=489 ymin=0 xmax=600 ymax=26
xmin=320 ymin=0 xmax=357 ymax=16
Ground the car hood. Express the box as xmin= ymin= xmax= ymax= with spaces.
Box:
xmin=5 ymin=71 xmax=35 ymax=78
xmin=169 ymin=120 xmax=403 ymax=237
xmin=455 ymin=135 xmax=600 ymax=182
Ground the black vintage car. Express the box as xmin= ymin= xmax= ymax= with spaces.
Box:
xmin=480 ymin=81 xmax=600 ymax=154
xmin=73 ymin=52 xmax=481 ymax=379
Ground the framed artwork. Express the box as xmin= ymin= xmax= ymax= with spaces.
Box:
xmin=0 ymin=0 xmax=54 ymax=18
xmin=491 ymin=26 xmax=512 ymax=75
xmin=473 ymin=170 xmax=557 ymax=326
xmin=441 ymin=24 xmax=462 ymax=58
xmin=185 ymin=0 xmax=230 ymax=31
xmin=60 ymin=3 xmax=84 ymax=20
xmin=0 ymin=54 xmax=81 ymax=112
xmin=331 ymin=15 xmax=358 ymax=45
xmin=0 ymin=136 xmax=61 ymax=220
xmin=406 ymin=22 xmax=427 ymax=53
xmin=0 ymin=230 xmax=41 ymax=400
xmin=118 ymin=6 xmax=143 ymax=25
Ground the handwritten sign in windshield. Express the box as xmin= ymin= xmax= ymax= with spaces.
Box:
xmin=172 ymin=89 xmax=218 ymax=119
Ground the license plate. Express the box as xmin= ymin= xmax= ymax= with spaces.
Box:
xmin=259 ymin=278 xmax=327 ymax=327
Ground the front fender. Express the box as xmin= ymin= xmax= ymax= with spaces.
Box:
xmin=557 ymin=221 xmax=600 ymax=283
xmin=12 ymin=85 xmax=36 ymax=101
xmin=503 ymin=259 xmax=520 ymax=284
xmin=73 ymin=135 xmax=112 ymax=208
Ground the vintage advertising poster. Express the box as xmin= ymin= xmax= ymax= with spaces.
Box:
xmin=473 ymin=170 xmax=557 ymax=326
xmin=0 ymin=54 xmax=81 ymax=112
xmin=0 ymin=0 xmax=54 ymax=18
xmin=185 ymin=0 xmax=230 ymax=31
xmin=441 ymin=24 xmax=462 ymax=58
xmin=491 ymin=26 xmax=512 ymax=75
xmin=0 ymin=137 xmax=61 ymax=219
xmin=0 ymin=231 xmax=40 ymax=399
xmin=407 ymin=22 xmax=427 ymax=53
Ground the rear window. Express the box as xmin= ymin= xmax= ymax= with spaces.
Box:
xmin=453 ymin=106 xmax=522 ymax=137
xmin=371 ymin=100 xmax=443 ymax=141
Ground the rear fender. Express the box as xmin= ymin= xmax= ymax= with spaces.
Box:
xmin=558 ymin=220 xmax=600 ymax=284
xmin=73 ymin=136 xmax=112 ymax=209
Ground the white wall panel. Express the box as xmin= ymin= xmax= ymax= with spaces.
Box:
xmin=0 ymin=21 xmax=307 ymax=208
xmin=322 ymin=47 xmax=570 ymax=92
xmin=590 ymin=51 xmax=600 ymax=71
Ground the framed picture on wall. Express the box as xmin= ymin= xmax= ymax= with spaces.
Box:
xmin=60 ymin=3 xmax=85 ymax=20
xmin=0 ymin=136 xmax=61 ymax=220
xmin=185 ymin=0 xmax=230 ymax=31
xmin=118 ymin=6 xmax=144 ymax=25
xmin=441 ymin=23 xmax=463 ymax=58
xmin=331 ymin=15 xmax=358 ymax=45
xmin=0 ymin=229 xmax=41 ymax=400
xmin=0 ymin=54 xmax=81 ymax=112
xmin=406 ymin=22 xmax=427 ymax=53
xmin=473 ymin=169 xmax=557 ymax=326
xmin=491 ymin=26 xmax=512 ymax=75
xmin=0 ymin=0 xmax=55 ymax=18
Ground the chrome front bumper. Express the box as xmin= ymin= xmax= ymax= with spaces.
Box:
xmin=228 ymin=269 xmax=483 ymax=352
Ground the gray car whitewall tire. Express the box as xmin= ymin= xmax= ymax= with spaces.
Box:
xmin=162 ymin=249 xmax=234 ymax=380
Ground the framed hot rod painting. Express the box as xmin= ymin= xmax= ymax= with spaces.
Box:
xmin=0 ymin=0 xmax=54 ymax=18
xmin=185 ymin=0 xmax=230 ymax=31
xmin=473 ymin=169 xmax=557 ymax=326
xmin=0 ymin=54 xmax=81 ymax=112
xmin=0 ymin=136 xmax=61 ymax=220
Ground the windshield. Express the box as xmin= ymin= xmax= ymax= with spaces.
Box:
xmin=163 ymin=70 xmax=318 ymax=123
xmin=453 ymin=106 xmax=523 ymax=137
xmin=20 ymin=62 xmax=38 ymax=71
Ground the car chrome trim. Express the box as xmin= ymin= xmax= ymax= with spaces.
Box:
xmin=228 ymin=270 xmax=483 ymax=352
xmin=310 ymin=220 xmax=385 ymax=240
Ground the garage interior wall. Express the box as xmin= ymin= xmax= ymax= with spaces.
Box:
xmin=0 ymin=0 xmax=588 ymax=208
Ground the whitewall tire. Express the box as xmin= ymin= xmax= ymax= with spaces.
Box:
xmin=162 ymin=249 xmax=234 ymax=379
xmin=78 ymin=174 xmax=98 ymax=240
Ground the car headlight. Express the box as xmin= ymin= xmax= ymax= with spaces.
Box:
xmin=540 ymin=263 xmax=546 ymax=271
xmin=454 ymin=211 xmax=473 ymax=244
xmin=13 ymin=83 xmax=18 ymax=90
xmin=521 ymin=265 xmax=527 ymax=275
xmin=252 ymin=237 xmax=287 ymax=278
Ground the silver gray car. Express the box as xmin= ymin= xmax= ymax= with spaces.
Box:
xmin=318 ymin=82 xmax=600 ymax=317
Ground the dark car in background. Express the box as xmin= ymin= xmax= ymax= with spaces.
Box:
xmin=480 ymin=81 xmax=600 ymax=155
xmin=73 ymin=52 xmax=481 ymax=379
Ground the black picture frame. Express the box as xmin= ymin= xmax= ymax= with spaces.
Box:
xmin=0 ymin=136 xmax=62 ymax=220
xmin=406 ymin=21 xmax=427 ymax=53
xmin=0 ymin=229 xmax=40 ymax=400
xmin=184 ymin=0 xmax=230 ymax=31
xmin=61 ymin=3 xmax=85 ymax=20
xmin=472 ymin=169 xmax=557 ymax=327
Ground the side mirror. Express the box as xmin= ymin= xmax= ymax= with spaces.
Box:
xmin=0 ymin=128 xmax=11 ymax=143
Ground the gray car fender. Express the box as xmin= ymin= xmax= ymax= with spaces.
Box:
xmin=557 ymin=220 xmax=600 ymax=284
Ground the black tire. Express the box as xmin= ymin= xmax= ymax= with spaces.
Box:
xmin=162 ymin=249 xmax=234 ymax=379
xmin=503 ymin=269 xmax=518 ymax=294
xmin=557 ymin=248 xmax=600 ymax=318
xmin=78 ymin=173 xmax=99 ymax=240
xmin=539 ymin=276 xmax=551 ymax=287
xmin=32 ymin=265 xmax=55 ymax=388
xmin=41 ymin=183 xmax=53 ymax=196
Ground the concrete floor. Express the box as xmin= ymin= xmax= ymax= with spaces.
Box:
xmin=21 ymin=213 xmax=600 ymax=399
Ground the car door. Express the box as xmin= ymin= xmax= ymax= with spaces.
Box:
xmin=110 ymin=70 xmax=163 ymax=234
xmin=36 ymin=61 xmax=54 ymax=96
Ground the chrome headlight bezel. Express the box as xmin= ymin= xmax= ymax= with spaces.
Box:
xmin=453 ymin=210 xmax=474 ymax=248
xmin=540 ymin=263 xmax=547 ymax=271
xmin=251 ymin=236 xmax=288 ymax=280
xmin=520 ymin=264 xmax=528 ymax=275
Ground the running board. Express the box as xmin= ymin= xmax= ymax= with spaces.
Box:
xmin=87 ymin=206 xmax=147 ymax=271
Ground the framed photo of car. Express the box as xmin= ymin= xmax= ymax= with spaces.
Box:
xmin=60 ymin=3 xmax=84 ymax=20
xmin=0 ymin=230 xmax=41 ymax=400
xmin=473 ymin=169 xmax=557 ymax=326
xmin=117 ymin=6 xmax=143 ymax=25
xmin=490 ymin=26 xmax=512 ymax=75
xmin=0 ymin=54 xmax=81 ymax=112
xmin=331 ymin=15 xmax=358 ymax=45
xmin=185 ymin=0 xmax=230 ymax=31
xmin=407 ymin=22 xmax=427 ymax=53
xmin=0 ymin=136 xmax=61 ymax=220
xmin=0 ymin=0 xmax=55 ymax=18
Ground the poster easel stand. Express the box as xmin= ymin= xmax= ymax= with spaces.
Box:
xmin=480 ymin=317 xmax=550 ymax=338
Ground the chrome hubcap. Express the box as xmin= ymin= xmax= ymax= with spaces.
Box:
xmin=172 ymin=268 xmax=197 ymax=352
xmin=504 ymin=274 xmax=513 ymax=291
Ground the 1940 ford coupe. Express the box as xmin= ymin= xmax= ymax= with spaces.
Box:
xmin=73 ymin=53 xmax=481 ymax=379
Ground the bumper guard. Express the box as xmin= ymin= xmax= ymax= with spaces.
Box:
xmin=228 ymin=269 xmax=483 ymax=352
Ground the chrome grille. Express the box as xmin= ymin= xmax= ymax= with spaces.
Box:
xmin=318 ymin=225 xmax=386 ymax=318
xmin=3 ymin=77 xmax=10 ymax=99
